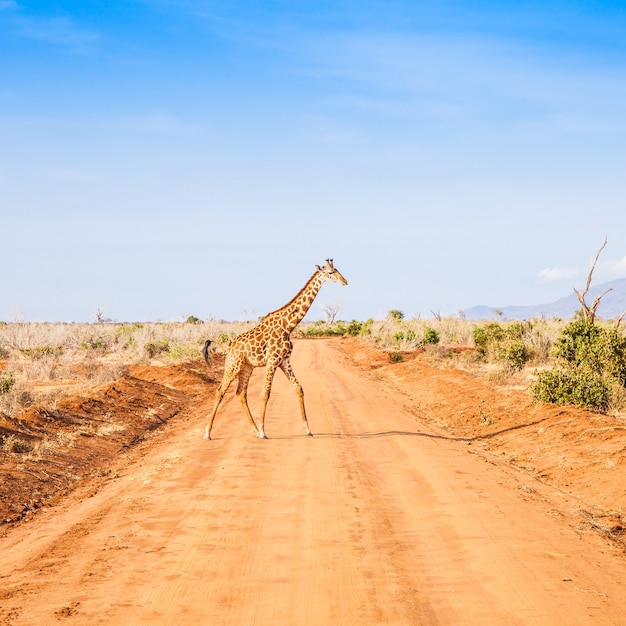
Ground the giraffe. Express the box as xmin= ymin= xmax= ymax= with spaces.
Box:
xmin=203 ymin=259 xmax=348 ymax=440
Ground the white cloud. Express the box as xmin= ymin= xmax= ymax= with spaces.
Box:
xmin=585 ymin=257 xmax=626 ymax=282
xmin=538 ymin=267 xmax=579 ymax=282
xmin=607 ymin=256 xmax=626 ymax=278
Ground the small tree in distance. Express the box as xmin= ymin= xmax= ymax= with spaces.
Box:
xmin=573 ymin=236 xmax=612 ymax=324
xmin=321 ymin=301 xmax=342 ymax=324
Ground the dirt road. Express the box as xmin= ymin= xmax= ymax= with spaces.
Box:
xmin=2 ymin=339 xmax=626 ymax=625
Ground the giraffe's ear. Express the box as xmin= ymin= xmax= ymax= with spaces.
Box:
xmin=315 ymin=265 xmax=322 ymax=271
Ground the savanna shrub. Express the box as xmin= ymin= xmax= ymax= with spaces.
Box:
xmin=423 ymin=327 xmax=440 ymax=345
xmin=80 ymin=335 xmax=108 ymax=351
xmin=144 ymin=338 xmax=170 ymax=358
xmin=301 ymin=321 xmax=346 ymax=337
xmin=0 ymin=371 xmax=15 ymax=395
xmin=531 ymin=367 xmax=610 ymax=410
xmin=346 ymin=320 xmax=363 ymax=336
xmin=472 ymin=323 xmax=504 ymax=358
xmin=21 ymin=345 xmax=63 ymax=359
xmin=358 ymin=318 xmax=374 ymax=336
xmin=552 ymin=317 xmax=626 ymax=385
xmin=494 ymin=339 xmax=530 ymax=373
xmin=472 ymin=321 xmax=531 ymax=372
xmin=530 ymin=316 xmax=626 ymax=411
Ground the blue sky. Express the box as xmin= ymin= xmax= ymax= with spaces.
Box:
xmin=2 ymin=1 xmax=626 ymax=322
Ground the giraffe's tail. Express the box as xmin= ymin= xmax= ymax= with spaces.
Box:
xmin=202 ymin=339 xmax=212 ymax=366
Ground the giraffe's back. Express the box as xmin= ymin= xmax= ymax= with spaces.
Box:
xmin=227 ymin=321 xmax=291 ymax=369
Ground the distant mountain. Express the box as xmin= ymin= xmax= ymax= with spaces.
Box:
xmin=463 ymin=278 xmax=626 ymax=321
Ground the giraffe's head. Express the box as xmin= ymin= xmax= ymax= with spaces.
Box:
xmin=316 ymin=259 xmax=348 ymax=286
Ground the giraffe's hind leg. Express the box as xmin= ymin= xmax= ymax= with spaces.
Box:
xmin=280 ymin=358 xmax=312 ymax=436
xmin=236 ymin=363 xmax=260 ymax=436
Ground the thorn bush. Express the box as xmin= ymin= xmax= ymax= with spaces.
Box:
xmin=530 ymin=316 xmax=626 ymax=411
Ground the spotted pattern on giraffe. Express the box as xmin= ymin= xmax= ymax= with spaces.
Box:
xmin=204 ymin=260 xmax=348 ymax=440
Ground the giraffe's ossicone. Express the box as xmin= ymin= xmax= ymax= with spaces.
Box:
xmin=204 ymin=259 xmax=348 ymax=440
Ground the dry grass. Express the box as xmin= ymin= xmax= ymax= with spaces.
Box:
xmin=1 ymin=316 xmax=624 ymax=418
xmin=352 ymin=315 xmax=565 ymax=354
xmin=0 ymin=320 xmax=252 ymax=418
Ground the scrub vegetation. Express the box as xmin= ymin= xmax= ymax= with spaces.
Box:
xmin=2 ymin=310 xmax=625 ymax=418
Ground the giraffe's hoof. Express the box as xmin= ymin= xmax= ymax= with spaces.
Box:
xmin=256 ymin=432 xmax=268 ymax=439
xmin=204 ymin=434 xmax=211 ymax=441
xmin=306 ymin=431 xmax=313 ymax=437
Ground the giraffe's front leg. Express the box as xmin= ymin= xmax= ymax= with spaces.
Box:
xmin=257 ymin=362 xmax=279 ymax=439
xmin=280 ymin=359 xmax=312 ymax=437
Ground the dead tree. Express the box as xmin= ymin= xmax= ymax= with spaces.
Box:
xmin=573 ymin=236 xmax=612 ymax=324
xmin=321 ymin=300 xmax=342 ymax=324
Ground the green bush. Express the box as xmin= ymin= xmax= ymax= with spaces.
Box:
xmin=80 ymin=335 xmax=108 ymax=351
xmin=472 ymin=323 xmax=504 ymax=358
xmin=530 ymin=316 xmax=626 ymax=411
xmin=423 ymin=327 xmax=440 ymax=345
xmin=358 ymin=319 xmax=374 ymax=336
xmin=494 ymin=339 xmax=530 ymax=373
xmin=145 ymin=338 xmax=170 ymax=358
xmin=334 ymin=322 xmax=347 ymax=335
xmin=472 ymin=322 xmax=531 ymax=371
xmin=20 ymin=345 xmax=63 ymax=359
xmin=552 ymin=317 xmax=626 ymax=385
xmin=530 ymin=367 xmax=610 ymax=411
xmin=388 ymin=310 xmax=404 ymax=321
xmin=346 ymin=320 xmax=363 ymax=336
xmin=389 ymin=351 xmax=404 ymax=363
xmin=302 ymin=321 xmax=348 ymax=337
xmin=0 ymin=371 xmax=15 ymax=395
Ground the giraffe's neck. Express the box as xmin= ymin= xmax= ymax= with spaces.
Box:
xmin=266 ymin=271 xmax=325 ymax=333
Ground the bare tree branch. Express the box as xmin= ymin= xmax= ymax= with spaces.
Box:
xmin=321 ymin=300 xmax=342 ymax=324
xmin=573 ymin=236 xmax=609 ymax=323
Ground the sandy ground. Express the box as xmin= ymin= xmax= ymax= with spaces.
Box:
xmin=1 ymin=338 xmax=626 ymax=625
